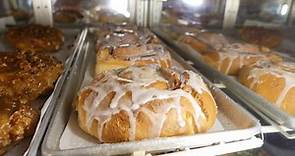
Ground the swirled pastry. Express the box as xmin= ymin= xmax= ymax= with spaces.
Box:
xmin=77 ymin=65 xmax=217 ymax=143
xmin=5 ymin=24 xmax=64 ymax=53
xmin=239 ymin=61 xmax=295 ymax=115
xmin=202 ymin=43 xmax=282 ymax=75
xmin=96 ymin=29 xmax=170 ymax=74
xmin=180 ymin=32 xmax=230 ymax=54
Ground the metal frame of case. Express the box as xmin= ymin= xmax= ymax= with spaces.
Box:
xmin=29 ymin=0 xmax=295 ymax=28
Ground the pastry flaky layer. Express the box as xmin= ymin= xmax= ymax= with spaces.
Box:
xmin=95 ymin=28 xmax=171 ymax=74
xmin=239 ymin=61 xmax=295 ymax=115
xmin=76 ymin=65 xmax=217 ymax=143
xmin=5 ymin=24 xmax=64 ymax=53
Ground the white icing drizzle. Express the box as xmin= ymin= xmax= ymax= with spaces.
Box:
xmin=214 ymin=43 xmax=270 ymax=74
xmin=246 ymin=62 xmax=295 ymax=108
xmin=81 ymin=66 xmax=210 ymax=142
xmin=196 ymin=33 xmax=229 ymax=50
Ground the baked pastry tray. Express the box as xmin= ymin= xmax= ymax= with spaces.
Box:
xmin=0 ymin=27 xmax=87 ymax=156
xmin=41 ymin=28 xmax=262 ymax=156
xmin=152 ymin=27 xmax=295 ymax=138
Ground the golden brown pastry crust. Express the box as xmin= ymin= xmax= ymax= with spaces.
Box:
xmin=5 ymin=25 xmax=64 ymax=53
xmin=0 ymin=103 xmax=39 ymax=155
xmin=239 ymin=61 xmax=295 ymax=115
xmin=54 ymin=9 xmax=83 ymax=23
xmin=0 ymin=51 xmax=64 ymax=104
xmin=76 ymin=65 xmax=217 ymax=143
xmin=96 ymin=28 xmax=170 ymax=74
xmin=0 ymin=51 xmax=63 ymax=154
xmin=180 ymin=32 xmax=229 ymax=54
xmin=240 ymin=26 xmax=282 ymax=48
xmin=202 ymin=43 xmax=282 ymax=75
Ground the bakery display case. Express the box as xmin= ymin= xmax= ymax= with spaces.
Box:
xmin=236 ymin=0 xmax=292 ymax=26
xmin=157 ymin=0 xmax=225 ymax=28
xmin=0 ymin=0 xmax=32 ymax=27
xmin=153 ymin=0 xmax=295 ymax=155
xmin=1 ymin=0 xmax=295 ymax=155
xmin=52 ymin=0 xmax=135 ymax=26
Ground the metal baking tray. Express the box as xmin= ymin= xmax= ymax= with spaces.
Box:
xmin=152 ymin=27 xmax=295 ymax=137
xmin=1 ymin=27 xmax=88 ymax=156
xmin=41 ymin=28 xmax=262 ymax=156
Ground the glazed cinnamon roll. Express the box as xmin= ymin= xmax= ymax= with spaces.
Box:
xmin=180 ymin=31 xmax=230 ymax=54
xmin=202 ymin=43 xmax=282 ymax=75
xmin=96 ymin=28 xmax=171 ymax=74
xmin=76 ymin=65 xmax=217 ymax=143
xmin=239 ymin=61 xmax=295 ymax=115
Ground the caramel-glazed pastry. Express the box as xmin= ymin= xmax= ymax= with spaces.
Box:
xmin=240 ymin=26 xmax=282 ymax=48
xmin=96 ymin=29 xmax=170 ymax=74
xmin=0 ymin=51 xmax=63 ymax=154
xmin=89 ymin=9 xmax=129 ymax=24
xmin=5 ymin=24 xmax=64 ymax=53
xmin=180 ymin=32 xmax=229 ymax=54
xmin=202 ymin=43 xmax=282 ymax=75
xmin=0 ymin=52 xmax=64 ymax=104
xmin=76 ymin=65 xmax=217 ymax=143
xmin=0 ymin=100 xmax=39 ymax=155
xmin=239 ymin=61 xmax=295 ymax=115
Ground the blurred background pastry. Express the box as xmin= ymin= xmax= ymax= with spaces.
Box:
xmin=202 ymin=43 xmax=282 ymax=75
xmin=96 ymin=28 xmax=170 ymax=74
xmin=5 ymin=24 xmax=64 ymax=53
xmin=239 ymin=26 xmax=282 ymax=48
xmin=180 ymin=32 xmax=230 ymax=54
xmin=53 ymin=8 xmax=84 ymax=23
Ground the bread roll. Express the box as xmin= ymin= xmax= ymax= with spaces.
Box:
xmin=239 ymin=61 xmax=295 ymax=115
xmin=76 ymin=65 xmax=217 ymax=143
xmin=202 ymin=43 xmax=282 ymax=75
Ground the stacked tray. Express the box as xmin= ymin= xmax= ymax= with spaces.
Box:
xmin=152 ymin=26 xmax=295 ymax=139
xmin=41 ymin=27 xmax=262 ymax=156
